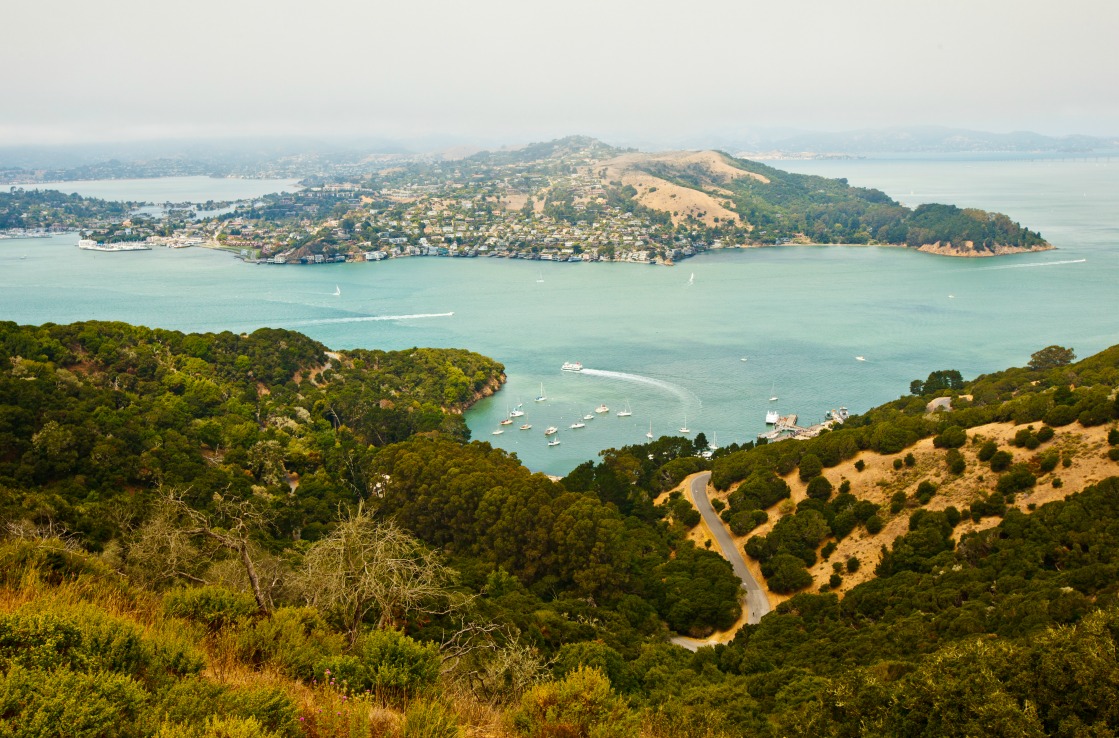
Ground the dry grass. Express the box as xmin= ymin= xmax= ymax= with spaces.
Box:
xmin=682 ymin=420 xmax=1118 ymax=612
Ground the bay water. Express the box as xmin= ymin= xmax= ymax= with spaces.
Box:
xmin=1 ymin=160 xmax=1116 ymax=476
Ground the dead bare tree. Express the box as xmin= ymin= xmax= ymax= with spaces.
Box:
xmin=161 ymin=487 xmax=276 ymax=614
xmin=297 ymin=502 xmax=452 ymax=642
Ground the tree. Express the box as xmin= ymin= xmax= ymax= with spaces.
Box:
xmin=1028 ymin=345 xmax=1076 ymax=371
xmin=298 ymin=504 xmax=452 ymax=641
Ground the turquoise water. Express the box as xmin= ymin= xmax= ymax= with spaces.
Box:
xmin=1 ymin=161 xmax=1116 ymax=475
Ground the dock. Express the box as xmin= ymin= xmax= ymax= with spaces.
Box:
xmin=757 ymin=407 xmax=848 ymax=443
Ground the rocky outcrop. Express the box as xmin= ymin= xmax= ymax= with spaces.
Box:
xmin=914 ymin=240 xmax=1054 ymax=257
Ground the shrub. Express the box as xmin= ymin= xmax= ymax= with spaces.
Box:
xmin=904 ymin=453 xmax=916 ymax=467
xmin=805 ymin=475 xmax=833 ymax=501
xmin=821 ymin=541 xmax=837 ymax=561
xmin=989 ymin=450 xmax=1014 ymax=472
xmin=710 ymin=498 xmax=726 ymax=512
xmin=1109 ymin=448 xmax=1119 ymax=462
xmin=893 ymin=459 xmax=903 ymax=471
xmin=234 ymin=607 xmax=342 ymax=681
xmin=1053 ymin=477 xmax=1064 ymax=488
xmin=553 ymin=642 xmax=635 ymax=693
xmin=933 ymin=426 xmax=966 ymax=449
xmin=164 ymin=586 xmax=258 ymax=631
xmin=854 ymin=460 xmax=866 ymax=472
xmin=313 ymin=655 xmax=366 ymax=692
xmin=1037 ymin=425 xmax=1055 ymax=443
xmin=846 ymin=556 xmax=860 ymax=573
xmin=915 ymin=480 xmax=937 ymax=505
xmin=512 ymin=666 xmax=637 ymax=738
xmin=853 ymin=500 xmax=880 ymax=522
xmin=798 ymin=454 xmax=823 ymax=482
xmin=996 ymin=464 xmax=1036 ymax=495
xmin=1109 ymin=427 xmax=1119 ymax=446
xmin=0 ymin=666 xmax=147 ymax=738
xmin=1045 ymin=404 xmax=1078 ymax=427
xmin=838 ymin=480 xmax=851 ymax=494
xmin=865 ymin=515 xmax=884 ymax=534
xmin=766 ymin=554 xmax=814 ymax=594
xmin=945 ymin=448 xmax=966 ymax=475
xmin=828 ymin=573 xmax=842 ymax=589
xmin=1038 ymin=451 xmax=1060 ymax=474
xmin=977 ymin=440 xmax=998 ymax=462
xmin=361 ymin=628 xmax=441 ymax=699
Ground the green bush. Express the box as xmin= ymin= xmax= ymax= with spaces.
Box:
xmin=865 ymin=515 xmax=884 ymax=534
xmin=1038 ymin=451 xmax=1060 ymax=474
xmin=1045 ymin=404 xmax=1078 ymax=427
xmin=915 ymin=481 xmax=937 ymax=506
xmin=904 ymin=453 xmax=916 ymax=467
xmin=765 ymin=555 xmax=814 ymax=594
xmin=846 ymin=556 xmax=860 ymax=573
xmin=313 ymin=655 xmax=366 ymax=692
xmin=0 ymin=666 xmax=147 ymax=738
xmin=361 ymin=628 xmax=441 ymax=698
xmin=164 ymin=586 xmax=258 ymax=631
xmin=1108 ymin=427 xmax=1119 ymax=446
xmin=1109 ymin=448 xmax=1119 ymax=462
xmin=553 ymin=642 xmax=635 ymax=693
xmin=946 ymin=448 xmax=966 ymax=475
xmin=1036 ymin=425 xmax=1055 ymax=443
xmin=854 ymin=460 xmax=866 ymax=472
xmin=805 ymin=475 xmax=833 ymax=501
xmin=512 ymin=666 xmax=637 ymax=738
xmin=234 ymin=607 xmax=342 ymax=681
xmin=989 ymin=450 xmax=1014 ymax=473
xmin=977 ymin=440 xmax=998 ymax=462
xmin=893 ymin=459 xmax=903 ymax=471
xmin=997 ymin=464 xmax=1036 ymax=495
xmin=933 ymin=426 xmax=966 ymax=449
xmin=828 ymin=573 xmax=842 ymax=589
xmin=798 ymin=454 xmax=823 ymax=482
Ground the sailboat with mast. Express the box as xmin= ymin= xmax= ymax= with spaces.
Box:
xmin=679 ymin=414 xmax=691 ymax=434
xmin=768 ymin=382 xmax=778 ymax=402
xmin=646 ymin=422 xmax=654 ymax=439
xmin=534 ymin=383 xmax=547 ymax=402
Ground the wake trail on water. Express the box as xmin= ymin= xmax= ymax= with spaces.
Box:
xmin=580 ymin=368 xmax=700 ymax=408
xmin=286 ymin=312 xmax=454 ymax=326
xmin=972 ymin=258 xmax=1087 ymax=271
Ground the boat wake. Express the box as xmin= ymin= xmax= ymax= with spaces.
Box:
xmin=580 ymin=368 xmax=699 ymax=407
xmin=973 ymin=258 xmax=1087 ymax=271
xmin=287 ymin=312 xmax=454 ymax=326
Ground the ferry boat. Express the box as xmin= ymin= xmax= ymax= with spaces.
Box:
xmin=765 ymin=410 xmax=780 ymax=424
xmin=544 ymin=426 xmax=558 ymax=436
xmin=594 ymin=404 xmax=609 ymax=414
xmin=78 ymin=239 xmax=151 ymax=252
xmin=561 ymin=362 xmax=583 ymax=372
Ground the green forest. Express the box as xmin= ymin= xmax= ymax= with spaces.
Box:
xmin=2 ymin=321 xmax=1119 ymax=736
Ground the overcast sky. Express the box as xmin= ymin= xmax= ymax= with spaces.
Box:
xmin=3 ymin=0 xmax=1117 ymax=145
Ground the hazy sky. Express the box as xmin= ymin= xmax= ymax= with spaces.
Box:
xmin=3 ymin=0 xmax=1117 ymax=144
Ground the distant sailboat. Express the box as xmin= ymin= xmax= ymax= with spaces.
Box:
xmin=687 ymin=272 xmax=695 ymax=286
xmin=679 ymin=415 xmax=691 ymax=434
xmin=768 ymin=382 xmax=778 ymax=402
xmin=535 ymin=383 xmax=547 ymax=402
xmin=332 ymin=285 xmax=341 ymax=296
xmin=617 ymin=400 xmax=632 ymax=417
xmin=536 ymin=272 xmax=544 ymax=283
xmin=646 ymin=422 xmax=654 ymax=440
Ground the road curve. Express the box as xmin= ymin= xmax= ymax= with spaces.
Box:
xmin=691 ymin=471 xmax=770 ymax=626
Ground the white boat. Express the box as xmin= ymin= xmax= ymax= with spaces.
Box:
xmin=333 ymin=285 xmax=341 ymax=297
xmin=509 ymin=403 xmax=525 ymax=417
xmin=544 ymin=426 xmax=558 ymax=436
xmin=536 ymin=272 xmax=544 ymax=283
xmin=77 ymin=239 xmax=151 ymax=252
xmin=499 ymin=418 xmax=513 ymax=426
xmin=765 ymin=410 xmax=780 ymax=424
xmin=583 ymin=413 xmax=594 ymax=421
xmin=570 ymin=421 xmax=586 ymax=429
xmin=534 ymin=383 xmax=547 ymax=402
xmin=688 ymin=272 xmax=695 ymax=286
xmin=768 ymin=382 xmax=778 ymax=402
xmin=492 ymin=429 xmax=504 ymax=435
xmin=561 ymin=361 xmax=583 ymax=372
xmin=740 ymin=357 xmax=748 ymax=362
xmin=646 ymin=422 xmax=654 ymax=439
xmin=519 ymin=423 xmax=532 ymax=430
xmin=594 ymin=403 xmax=609 ymax=414
xmin=547 ymin=436 xmax=562 ymax=446
xmin=855 ymin=356 xmax=866 ymax=362
xmin=679 ymin=415 xmax=691 ymax=434
xmin=617 ymin=400 xmax=632 ymax=418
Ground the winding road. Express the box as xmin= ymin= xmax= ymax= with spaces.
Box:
xmin=670 ymin=471 xmax=771 ymax=651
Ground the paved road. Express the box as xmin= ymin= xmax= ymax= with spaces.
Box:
xmin=690 ymin=471 xmax=771 ymax=625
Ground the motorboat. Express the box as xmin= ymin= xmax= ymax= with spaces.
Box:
xmin=519 ymin=423 xmax=532 ymax=430
xmin=570 ymin=421 xmax=586 ymax=429
xmin=594 ymin=404 xmax=609 ymax=414
xmin=544 ymin=426 xmax=558 ymax=436
xmin=561 ymin=362 xmax=583 ymax=372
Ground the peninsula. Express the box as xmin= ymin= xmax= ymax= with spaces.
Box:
xmin=3 ymin=136 xmax=1050 ymax=263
